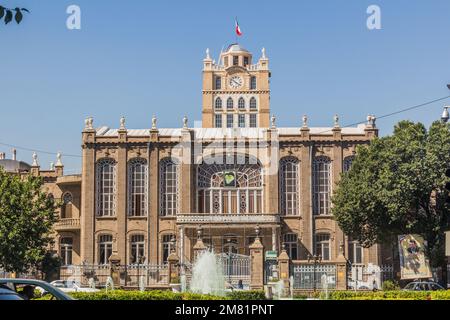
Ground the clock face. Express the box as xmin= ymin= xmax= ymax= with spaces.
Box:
xmin=229 ymin=76 xmax=243 ymax=89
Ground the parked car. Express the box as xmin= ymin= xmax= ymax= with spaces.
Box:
xmin=0 ymin=286 xmax=24 ymax=300
xmin=0 ymin=279 xmax=75 ymax=300
xmin=49 ymin=280 xmax=100 ymax=293
xmin=347 ymin=280 xmax=370 ymax=290
xmin=403 ymin=281 xmax=444 ymax=291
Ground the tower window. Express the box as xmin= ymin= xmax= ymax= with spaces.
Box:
xmin=250 ymin=76 xmax=257 ymax=90
xmin=215 ymin=114 xmax=222 ymax=128
xmin=238 ymin=97 xmax=245 ymax=109
xmin=250 ymin=114 xmax=257 ymax=127
xmin=244 ymin=57 xmax=249 ymax=66
xmin=238 ymin=114 xmax=245 ymax=128
xmin=215 ymin=76 xmax=222 ymax=90
xmin=249 ymin=97 xmax=257 ymax=110
xmin=233 ymin=56 xmax=239 ymax=66
xmin=227 ymin=97 xmax=234 ymax=109
xmin=227 ymin=114 xmax=234 ymax=128
xmin=215 ymin=97 xmax=222 ymax=109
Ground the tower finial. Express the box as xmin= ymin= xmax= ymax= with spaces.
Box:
xmin=206 ymin=48 xmax=210 ymax=59
xmin=262 ymin=47 xmax=266 ymax=59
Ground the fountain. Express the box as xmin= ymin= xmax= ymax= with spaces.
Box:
xmin=88 ymin=277 xmax=96 ymax=289
xmin=105 ymin=276 xmax=115 ymax=292
xmin=139 ymin=275 xmax=145 ymax=292
xmin=189 ymin=250 xmax=226 ymax=296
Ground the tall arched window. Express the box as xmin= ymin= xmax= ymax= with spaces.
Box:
xmin=99 ymin=234 xmax=113 ymax=265
xmin=61 ymin=192 xmax=73 ymax=219
xmin=96 ymin=159 xmax=116 ymax=217
xmin=215 ymin=97 xmax=222 ymax=109
xmin=283 ymin=233 xmax=298 ymax=260
xmin=130 ymin=234 xmax=145 ymax=264
xmin=238 ymin=97 xmax=245 ymax=109
xmin=128 ymin=158 xmax=148 ymax=216
xmin=313 ymin=156 xmax=331 ymax=215
xmin=197 ymin=155 xmax=262 ymax=214
xmin=249 ymin=97 xmax=257 ymax=109
xmin=227 ymin=97 xmax=234 ymax=109
xmin=343 ymin=156 xmax=355 ymax=172
xmin=315 ymin=233 xmax=331 ymax=260
xmin=160 ymin=158 xmax=179 ymax=216
xmin=280 ymin=157 xmax=300 ymax=216
xmin=60 ymin=237 xmax=73 ymax=266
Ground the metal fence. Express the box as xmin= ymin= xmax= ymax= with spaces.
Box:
xmin=216 ymin=253 xmax=251 ymax=288
xmin=291 ymin=264 xmax=336 ymax=290
xmin=59 ymin=264 xmax=169 ymax=288
xmin=347 ymin=264 xmax=394 ymax=290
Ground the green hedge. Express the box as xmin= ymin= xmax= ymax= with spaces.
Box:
xmin=312 ymin=290 xmax=450 ymax=300
xmin=70 ymin=289 xmax=266 ymax=300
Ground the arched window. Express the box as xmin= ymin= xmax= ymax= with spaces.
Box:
xmin=227 ymin=97 xmax=234 ymax=109
xmin=96 ymin=159 xmax=116 ymax=217
xmin=197 ymin=155 xmax=262 ymax=214
xmin=160 ymin=158 xmax=179 ymax=216
xmin=238 ymin=97 xmax=245 ymax=109
xmin=313 ymin=156 xmax=331 ymax=215
xmin=283 ymin=233 xmax=298 ymax=260
xmin=130 ymin=234 xmax=145 ymax=264
xmin=60 ymin=237 xmax=73 ymax=266
xmin=215 ymin=76 xmax=221 ymax=90
xmin=249 ymin=97 xmax=257 ymax=109
xmin=348 ymin=237 xmax=363 ymax=264
xmin=99 ymin=234 xmax=113 ymax=265
xmin=61 ymin=192 xmax=73 ymax=219
xmin=343 ymin=156 xmax=355 ymax=172
xmin=215 ymin=97 xmax=222 ymax=109
xmin=250 ymin=76 xmax=257 ymax=90
xmin=280 ymin=157 xmax=300 ymax=216
xmin=315 ymin=233 xmax=331 ymax=260
xmin=128 ymin=158 xmax=148 ymax=216
xmin=162 ymin=234 xmax=176 ymax=263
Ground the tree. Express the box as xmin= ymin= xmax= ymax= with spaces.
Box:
xmin=0 ymin=167 xmax=59 ymax=273
xmin=332 ymin=120 xmax=450 ymax=267
xmin=0 ymin=5 xmax=28 ymax=24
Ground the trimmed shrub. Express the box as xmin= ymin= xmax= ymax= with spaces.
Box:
xmin=382 ymin=280 xmax=400 ymax=291
xmin=226 ymin=290 xmax=266 ymax=300
xmin=70 ymin=289 xmax=266 ymax=300
xmin=311 ymin=290 xmax=450 ymax=300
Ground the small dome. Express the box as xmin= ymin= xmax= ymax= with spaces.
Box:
xmin=0 ymin=159 xmax=31 ymax=173
xmin=225 ymin=43 xmax=249 ymax=53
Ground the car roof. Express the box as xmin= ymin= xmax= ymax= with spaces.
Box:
xmin=0 ymin=278 xmax=50 ymax=285
xmin=0 ymin=287 xmax=18 ymax=295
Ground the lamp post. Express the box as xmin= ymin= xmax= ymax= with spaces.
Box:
xmin=307 ymin=254 xmax=322 ymax=292
xmin=443 ymin=85 xmax=450 ymax=123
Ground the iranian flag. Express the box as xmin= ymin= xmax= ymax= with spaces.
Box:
xmin=235 ymin=18 xmax=242 ymax=36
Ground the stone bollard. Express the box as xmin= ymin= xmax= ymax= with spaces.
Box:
xmin=278 ymin=248 xmax=290 ymax=297
xmin=108 ymin=252 xmax=121 ymax=288
xmin=249 ymin=237 xmax=264 ymax=290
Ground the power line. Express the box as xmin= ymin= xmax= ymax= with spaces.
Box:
xmin=0 ymin=95 xmax=448 ymax=158
xmin=315 ymin=95 xmax=450 ymax=135
xmin=0 ymin=142 xmax=82 ymax=158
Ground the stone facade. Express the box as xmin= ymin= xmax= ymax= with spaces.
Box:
xmin=3 ymin=44 xmax=385 ymax=275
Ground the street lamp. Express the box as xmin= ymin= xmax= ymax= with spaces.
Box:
xmin=307 ymin=253 xmax=322 ymax=292
xmin=442 ymin=106 xmax=449 ymax=123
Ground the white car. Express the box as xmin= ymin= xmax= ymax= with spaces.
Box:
xmin=49 ymin=280 xmax=100 ymax=293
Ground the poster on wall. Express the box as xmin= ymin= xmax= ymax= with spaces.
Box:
xmin=398 ymin=234 xmax=432 ymax=280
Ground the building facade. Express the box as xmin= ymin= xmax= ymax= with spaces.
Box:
xmin=3 ymin=44 xmax=383 ymax=275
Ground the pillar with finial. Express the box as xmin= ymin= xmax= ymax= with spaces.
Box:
xmin=334 ymin=114 xmax=340 ymax=127
xmin=31 ymin=152 xmax=40 ymax=176
xmin=119 ymin=116 xmax=126 ymax=130
xmin=249 ymin=224 xmax=264 ymax=290
xmin=84 ymin=116 xmax=94 ymax=130
xmin=55 ymin=152 xmax=64 ymax=176
xmin=271 ymin=114 xmax=276 ymax=129
xmin=151 ymin=115 xmax=157 ymax=130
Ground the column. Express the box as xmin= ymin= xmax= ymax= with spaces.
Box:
xmin=81 ymin=127 xmax=96 ymax=263
xmin=149 ymin=130 xmax=160 ymax=264
xmin=116 ymin=127 xmax=128 ymax=263
xmin=272 ymin=227 xmax=277 ymax=251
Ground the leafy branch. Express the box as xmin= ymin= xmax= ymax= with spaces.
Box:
xmin=0 ymin=6 xmax=29 ymax=24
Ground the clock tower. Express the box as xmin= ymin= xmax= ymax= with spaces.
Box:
xmin=202 ymin=44 xmax=270 ymax=128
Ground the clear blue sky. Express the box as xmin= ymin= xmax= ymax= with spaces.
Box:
xmin=1 ymin=0 xmax=450 ymax=173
